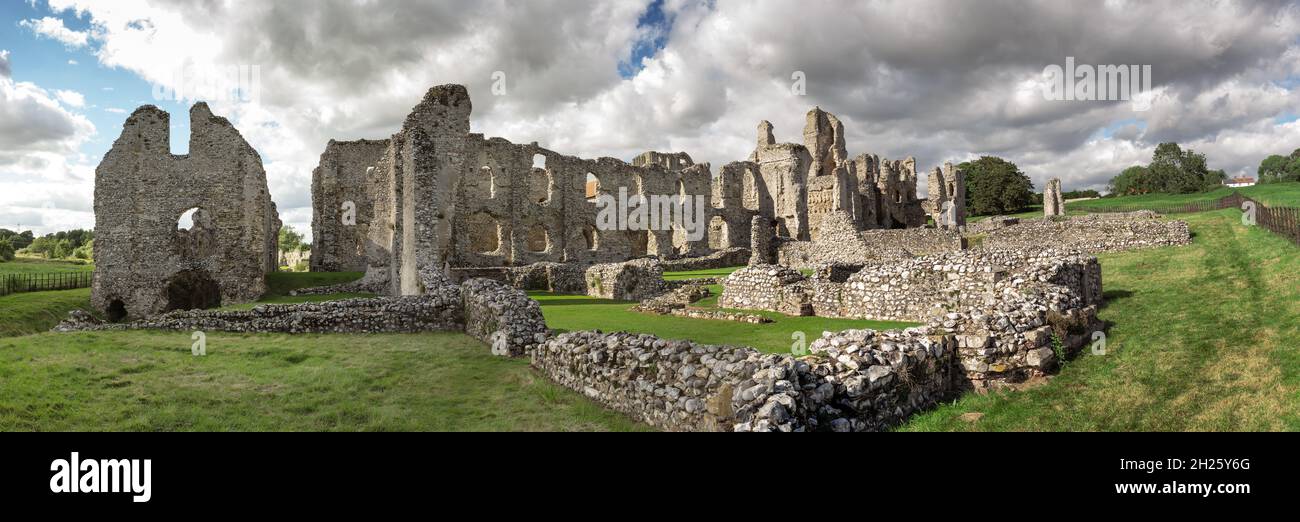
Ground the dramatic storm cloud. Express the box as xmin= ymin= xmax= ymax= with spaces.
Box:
xmin=3 ymin=0 xmax=1299 ymax=236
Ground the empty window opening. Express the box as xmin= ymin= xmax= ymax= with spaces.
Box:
xmin=465 ymin=213 xmax=500 ymax=254
xmin=526 ymin=226 xmax=549 ymax=253
xmin=585 ymin=172 xmax=599 ymax=200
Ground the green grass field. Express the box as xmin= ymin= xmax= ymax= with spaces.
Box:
xmin=534 ymin=267 xmax=920 ymax=354
xmin=2 ymin=198 xmax=1297 ymax=430
xmin=967 ymin=181 xmax=1300 ymax=222
xmin=0 ymin=330 xmax=647 ymax=431
xmin=0 ymin=270 xmax=646 ymax=431
xmin=0 ymin=256 xmax=94 ymax=276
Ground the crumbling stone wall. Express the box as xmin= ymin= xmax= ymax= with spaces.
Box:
xmin=926 ymin=162 xmax=966 ymax=229
xmin=68 ymin=277 xmax=547 ymax=358
xmin=584 ymin=258 xmax=667 ymax=301
xmin=311 ymin=139 xmax=389 ymax=271
xmin=976 ymin=213 xmax=1191 ymax=253
xmin=530 ymin=329 xmax=956 ymax=432
xmin=92 ymin=103 xmax=280 ymax=320
xmin=719 ymin=249 xmax=1103 ymax=388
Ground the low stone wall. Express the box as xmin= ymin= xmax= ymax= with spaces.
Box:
xmin=659 ymin=247 xmax=750 ymax=272
xmin=530 ymin=329 xmax=955 ymax=432
xmin=717 ymin=265 xmax=811 ymax=316
xmin=460 ymin=278 xmax=549 ymax=356
xmin=59 ymin=277 xmax=550 ymax=359
xmin=977 ymin=214 xmax=1190 ymax=253
xmin=58 ymin=291 xmax=465 ymax=334
xmin=718 ymin=249 xmax=1104 ymax=389
xmin=585 ymin=259 xmax=667 ymax=301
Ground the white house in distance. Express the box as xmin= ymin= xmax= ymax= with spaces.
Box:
xmin=1225 ymin=176 xmax=1256 ymax=188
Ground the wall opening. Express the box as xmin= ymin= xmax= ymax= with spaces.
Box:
xmin=529 ymin=168 xmax=552 ymax=205
xmin=585 ymin=172 xmax=599 ymax=201
xmin=465 ymin=212 xmax=500 ymax=254
xmin=709 ymin=216 xmax=729 ymax=250
xmin=479 ymin=166 xmax=496 ymax=199
xmin=532 ymin=153 xmax=547 ymax=170
xmin=177 ymin=207 xmax=200 ymax=230
xmin=106 ymin=299 xmax=127 ymax=323
xmin=584 ymin=225 xmax=598 ymax=250
xmin=163 ymin=269 xmax=223 ymax=312
xmin=627 ymin=230 xmax=648 ymax=257
xmin=742 ymin=170 xmax=761 ymax=211
xmin=526 ymin=226 xmax=549 ymax=253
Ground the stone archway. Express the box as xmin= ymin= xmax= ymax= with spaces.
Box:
xmin=163 ymin=269 xmax=223 ymax=312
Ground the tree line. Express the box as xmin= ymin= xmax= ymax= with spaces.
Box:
xmin=0 ymin=228 xmax=93 ymax=262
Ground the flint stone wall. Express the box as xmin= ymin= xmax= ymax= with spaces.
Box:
xmin=720 ymin=250 xmax=1103 ymax=388
xmin=976 ymin=213 xmax=1191 ymax=253
xmin=62 ymin=278 xmax=548 ymax=359
xmin=460 ymin=278 xmax=549 ymax=356
xmin=92 ymin=103 xmax=280 ymax=320
xmin=311 ymin=139 xmax=389 ymax=272
xmin=658 ymin=247 xmax=751 ymax=272
xmin=584 ymin=259 xmax=667 ymax=301
xmin=530 ymin=329 xmax=955 ymax=432
xmin=716 ymin=265 xmax=811 ymax=316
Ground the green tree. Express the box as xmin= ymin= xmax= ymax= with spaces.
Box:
xmin=1258 ymin=148 xmax=1300 ymax=183
xmin=959 ymin=156 xmax=1035 ymax=216
xmin=1107 ymin=142 xmax=1225 ymax=195
xmin=278 ymin=225 xmax=304 ymax=253
xmin=73 ymin=239 xmax=93 ymax=261
xmin=0 ymin=238 xmax=14 ymax=262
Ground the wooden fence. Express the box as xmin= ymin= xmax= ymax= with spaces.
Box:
xmin=1082 ymin=191 xmax=1300 ymax=246
xmin=0 ymin=271 xmax=93 ymax=297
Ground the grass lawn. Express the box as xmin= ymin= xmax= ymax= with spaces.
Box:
xmin=0 ymin=256 xmax=94 ymax=276
xmin=965 ymin=182 xmax=1300 ymax=222
xmin=534 ymin=268 xmax=920 ymax=354
xmin=902 ymin=208 xmax=1300 ymax=431
xmin=0 ymin=330 xmax=648 ymax=431
xmin=1067 ymin=182 xmax=1300 ymax=210
xmin=0 ymin=288 xmax=93 ymax=338
xmin=0 ymin=270 xmax=646 ymax=431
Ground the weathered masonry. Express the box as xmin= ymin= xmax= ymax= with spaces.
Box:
xmin=312 ymin=86 xmax=954 ymax=288
xmin=92 ymin=103 xmax=280 ymax=320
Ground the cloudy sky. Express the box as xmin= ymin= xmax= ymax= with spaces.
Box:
xmin=2 ymin=0 xmax=1298 ymax=238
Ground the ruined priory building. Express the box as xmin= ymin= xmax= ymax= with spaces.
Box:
xmin=311 ymin=84 xmax=956 ymax=291
xmin=92 ymin=103 xmax=280 ymax=320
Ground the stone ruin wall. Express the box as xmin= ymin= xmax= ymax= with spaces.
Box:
xmin=92 ymin=103 xmax=280 ymax=320
xmin=312 ymin=94 xmax=944 ymax=284
xmin=67 ymin=277 xmax=549 ymax=358
xmin=718 ymin=249 xmax=1104 ymax=390
xmin=531 ymin=328 xmax=955 ymax=432
xmin=333 ymin=85 xmax=764 ymax=296
xmin=310 ymin=139 xmax=390 ymax=272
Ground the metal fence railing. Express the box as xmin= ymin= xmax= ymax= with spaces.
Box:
xmin=0 ymin=271 xmax=93 ymax=297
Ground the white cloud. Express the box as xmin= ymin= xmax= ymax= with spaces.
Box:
xmin=19 ymin=16 xmax=91 ymax=49
xmin=54 ymin=89 xmax=85 ymax=108
xmin=67 ymin=59 xmax=78 ymax=65
xmin=0 ymin=50 xmax=9 ymax=78
xmin=14 ymin=0 xmax=1300 ymax=236
xmin=104 ymin=107 xmax=127 ymax=114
